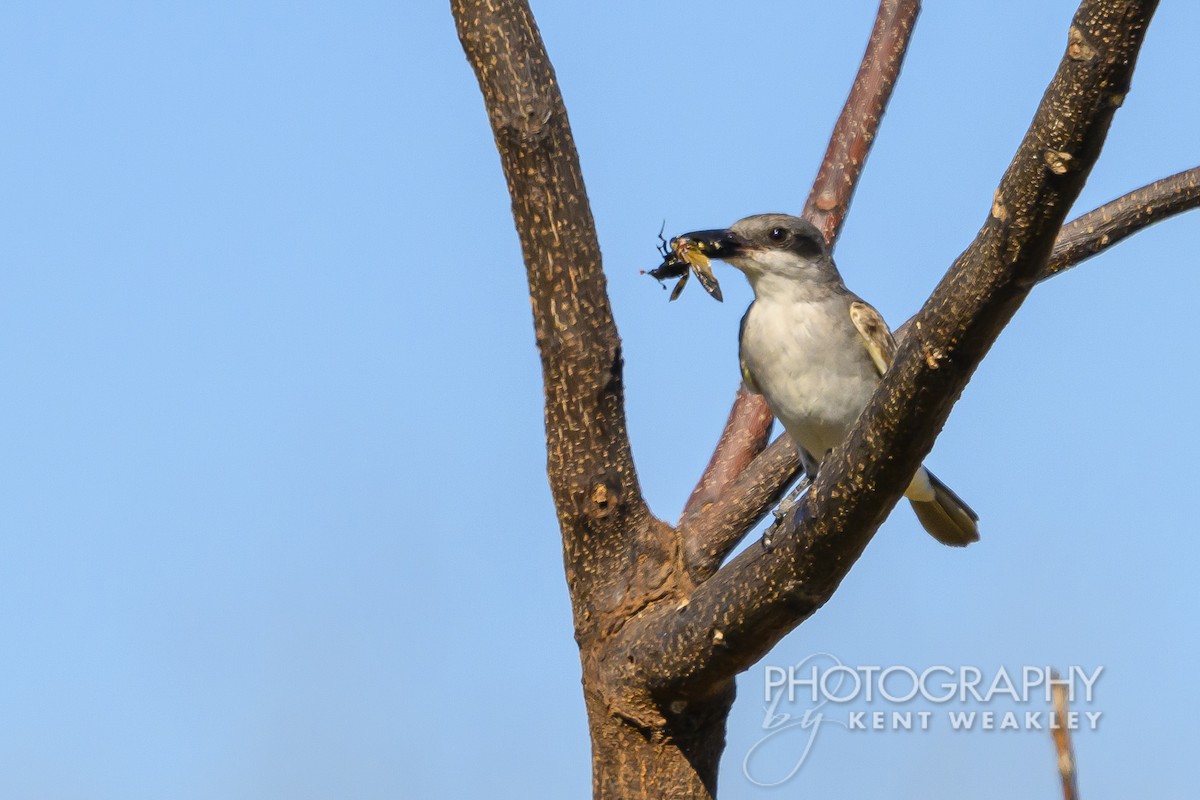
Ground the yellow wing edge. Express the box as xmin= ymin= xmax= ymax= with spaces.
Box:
xmin=738 ymin=309 xmax=760 ymax=394
xmin=849 ymin=300 xmax=898 ymax=377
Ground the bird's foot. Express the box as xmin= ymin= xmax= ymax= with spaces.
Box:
xmin=785 ymin=473 xmax=812 ymax=505
xmin=764 ymin=474 xmax=812 ymax=550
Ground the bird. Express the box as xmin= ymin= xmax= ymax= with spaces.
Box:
xmin=675 ymin=213 xmax=979 ymax=546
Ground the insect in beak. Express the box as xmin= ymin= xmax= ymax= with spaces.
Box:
xmin=641 ymin=226 xmax=724 ymax=302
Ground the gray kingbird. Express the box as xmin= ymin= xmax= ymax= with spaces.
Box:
xmin=677 ymin=213 xmax=979 ymax=546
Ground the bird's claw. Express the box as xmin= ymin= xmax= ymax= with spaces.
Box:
xmin=763 ymin=474 xmax=812 ymax=550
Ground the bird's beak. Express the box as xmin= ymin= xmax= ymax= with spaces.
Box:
xmin=670 ymin=229 xmax=746 ymax=261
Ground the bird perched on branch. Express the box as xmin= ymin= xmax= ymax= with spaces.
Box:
xmin=674 ymin=213 xmax=979 ymax=546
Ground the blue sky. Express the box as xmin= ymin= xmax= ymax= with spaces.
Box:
xmin=1 ymin=2 xmax=1197 ymax=798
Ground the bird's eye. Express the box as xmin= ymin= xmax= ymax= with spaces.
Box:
xmin=769 ymin=227 xmax=789 ymax=243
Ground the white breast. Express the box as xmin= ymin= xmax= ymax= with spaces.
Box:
xmin=741 ymin=295 xmax=880 ymax=458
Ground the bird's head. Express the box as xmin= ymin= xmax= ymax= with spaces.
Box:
xmin=671 ymin=214 xmax=839 ymax=295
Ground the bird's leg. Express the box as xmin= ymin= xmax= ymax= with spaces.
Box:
xmin=772 ymin=472 xmax=812 ymax=522
xmin=764 ymin=449 xmax=818 ymax=549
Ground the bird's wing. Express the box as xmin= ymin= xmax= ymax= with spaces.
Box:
xmin=849 ymin=300 xmax=897 ymax=377
xmin=738 ymin=308 xmax=761 ymax=394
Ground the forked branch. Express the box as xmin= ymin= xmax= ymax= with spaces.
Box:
xmin=681 ymin=162 xmax=1200 ymax=577
xmin=1043 ymin=165 xmax=1200 ymax=281
xmin=626 ymin=0 xmax=1158 ymax=700
xmin=452 ymin=0 xmax=661 ymax=639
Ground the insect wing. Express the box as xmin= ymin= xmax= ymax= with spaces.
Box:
xmin=668 ymin=268 xmax=689 ymax=301
xmin=691 ymin=261 xmax=723 ymax=302
xmin=675 ymin=244 xmax=723 ymax=302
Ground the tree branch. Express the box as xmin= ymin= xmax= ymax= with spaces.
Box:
xmin=677 ymin=386 xmax=773 ymax=528
xmin=679 ymin=0 xmax=922 ymax=532
xmin=802 ymin=0 xmax=922 ymax=244
xmin=896 ymin=164 xmax=1200 ymax=337
xmin=453 ymin=0 xmax=664 ymax=638
xmin=681 ymin=434 xmax=802 ymax=580
xmin=684 ymin=164 xmax=1200 ymax=575
xmin=1042 ymin=165 xmax=1200 ymax=282
xmin=619 ymin=0 xmax=1158 ymax=700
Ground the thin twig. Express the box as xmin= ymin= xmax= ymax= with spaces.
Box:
xmin=896 ymin=164 xmax=1200 ymax=338
xmin=1042 ymin=165 xmax=1200 ymax=282
xmin=1051 ymin=670 xmax=1081 ymax=800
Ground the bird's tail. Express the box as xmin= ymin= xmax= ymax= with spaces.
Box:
xmin=906 ymin=468 xmax=980 ymax=547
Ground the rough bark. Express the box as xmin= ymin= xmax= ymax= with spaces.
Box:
xmin=678 ymin=386 xmax=773 ymax=532
xmin=681 ymin=435 xmax=801 ymax=582
xmin=1043 ymin=165 xmax=1200 ymax=280
xmin=453 ymin=0 xmax=1175 ymax=797
xmin=453 ymin=1 xmax=720 ymax=796
xmin=620 ymin=0 xmax=1158 ymax=702
xmin=685 ymin=163 xmax=1200 ymax=574
xmin=451 ymin=0 xmax=668 ymax=632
